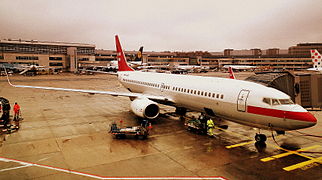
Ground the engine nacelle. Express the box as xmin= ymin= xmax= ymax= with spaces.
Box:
xmin=130 ymin=98 xmax=160 ymax=119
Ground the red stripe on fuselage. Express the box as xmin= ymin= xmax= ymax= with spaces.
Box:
xmin=247 ymin=106 xmax=317 ymax=123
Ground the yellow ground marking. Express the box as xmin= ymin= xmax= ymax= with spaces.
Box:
xmin=261 ymin=145 xmax=321 ymax=162
xmin=283 ymin=156 xmax=322 ymax=171
xmin=214 ymin=125 xmax=322 ymax=171
xmin=226 ymin=141 xmax=256 ymax=149
xmin=272 ymin=144 xmax=321 ymax=161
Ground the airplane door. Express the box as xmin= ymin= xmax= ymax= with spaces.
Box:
xmin=237 ymin=89 xmax=250 ymax=112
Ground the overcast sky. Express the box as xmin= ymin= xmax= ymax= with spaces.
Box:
xmin=1 ymin=0 xmax=322 ymax=51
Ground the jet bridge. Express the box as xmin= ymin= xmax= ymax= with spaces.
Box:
xmin=245 ymin=71 xmax=297 ymax=102
xmin=245 ymin=71 xmax=322 ymax=109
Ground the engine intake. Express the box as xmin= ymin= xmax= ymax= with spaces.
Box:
xmin=130 ymin=98 xmax=159 ymax=119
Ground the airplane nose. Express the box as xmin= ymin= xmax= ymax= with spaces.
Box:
xmin=305 ymin=112 xmax=317 ymax=124
xmin=285 ymin=111 xmax=317 ymax=126
xmin=289 ymin=105 xmax=317 ymax=124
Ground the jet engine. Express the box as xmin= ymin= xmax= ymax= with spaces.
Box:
xmin=130 ymin=98 xmax=160 ymax=119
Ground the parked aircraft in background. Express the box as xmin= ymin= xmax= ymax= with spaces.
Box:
xmin=223 ymin=65 xmax=257 ymax=70
xmin=17 ymin=65 xmax=47 ymax=75
xmin=108 ymin=46 xmax=145 ymax=70
xmin=129 ymin=46 xmax=144 ymax=66
xmin=307 ymin=49 xmax=322 ymax=72
xmin=173 ymin=65 xmax=209 ymax=73
xmin=5 ymin=35 xmax=317 ymax=143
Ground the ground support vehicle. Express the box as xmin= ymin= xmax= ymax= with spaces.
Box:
xmin=185 ymin=118 xmax=207 ymax=135
xmin=109 ymin=123 xmax=149 ymax=139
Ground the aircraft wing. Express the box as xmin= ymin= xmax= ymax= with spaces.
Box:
xmin=5 ymin=72 xmax=171 ymax=102
xmin=8 ymin=82 xmax=172 ymax=102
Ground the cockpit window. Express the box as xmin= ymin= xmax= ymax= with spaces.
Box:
xmin=272 ymin=99 xmax=280 ymax=105
xmin=263 ymin=98 xmax=294 ymax=106
xmin=279 ymin=99 xmax=294 ymax=105
xmin=263 ymin=98 xmax=271 ymax=105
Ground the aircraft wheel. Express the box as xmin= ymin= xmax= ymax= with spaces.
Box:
xmin=255 ymin=134 xmax=267 ymax=142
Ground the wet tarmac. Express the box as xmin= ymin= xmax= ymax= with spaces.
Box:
xmin=0 ymin=73 xmax=321 ymax=180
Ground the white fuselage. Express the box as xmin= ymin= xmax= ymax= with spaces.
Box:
xmin=118 ymin=71 xmax=317 ymax=131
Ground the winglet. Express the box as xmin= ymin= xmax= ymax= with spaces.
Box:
xmin=228 ymin=66 xmax=236 ymax=79
xmin=115 ymin=35 xmax=134 ymax=71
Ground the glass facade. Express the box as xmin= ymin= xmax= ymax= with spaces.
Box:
xmin=0 ymin=43 xmax=94 ymax=55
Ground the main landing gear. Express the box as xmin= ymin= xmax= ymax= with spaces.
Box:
xmin=255 ymin=133 xmax=267 ymax=143
xmin=175 ymin=107 xmax=187 ymax=116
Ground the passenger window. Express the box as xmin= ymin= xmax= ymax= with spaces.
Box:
xmin=220 ymin=95 xmax=224 ymax=99
xmin=216 ymin=94 xmax=219 ymax=98
xmin=212 ymin=93 xmax=215 ymax=98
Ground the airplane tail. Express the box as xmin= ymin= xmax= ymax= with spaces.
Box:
xmin=228 ymin=67 xmax=236 ymax=79
xmin=311 ymin=49 xmax=322 ymax=69
xmin=115 ymin=35 xmax=134 ymax=72
xmin=134 ymin=46 xmax=144 ymax=63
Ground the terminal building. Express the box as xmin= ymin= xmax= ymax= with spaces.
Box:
xmin=1 ymin=39 xmax=322 ymax=72
xmin=199 ymin=45 xmax=318 ymax=71
xmin=94 ymin=50 xmax=189 ymax=67
xmin=0 ymin=39 xmax=95 ymax=72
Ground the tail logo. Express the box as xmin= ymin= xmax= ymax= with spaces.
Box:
xmin=310 ymin=49 xmax=322 ymax=68
xmin=117 ymin=52 xmax=122 ymax=62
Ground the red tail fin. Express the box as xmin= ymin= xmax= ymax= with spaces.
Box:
xmin=228 ymin=67 xmax=236 ymax=79
xmin=115 ymin=35 xmax=134 ymax=71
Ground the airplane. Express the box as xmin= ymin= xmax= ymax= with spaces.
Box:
xmin=223 ymin=65 xmax=257 ymax=70
xmin=2 ymin=64 xmax=55 ymax=75
xmin=5 ymin=35 xmax=317 ymax=143
xmin=137 ymin=64 xmax=171 ymax=73
xmin=307 ymin=49 xmax=322 ymax=72
xmin=129 ymin=46 xmax=144 ymax=65
xmin=173 ymin=65 xmax=209 ymax=73
xmin=108 ymin=46 xmax=145 ymax=69
xmin=17 ymin=64 xmax=48 ymax=75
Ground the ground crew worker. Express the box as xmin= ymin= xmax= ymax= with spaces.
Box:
xmin=147 ymin=123 xmax=153 ymax=132
xmin=141 ymin=119 xmax=148 ymax=128
xmin=207 ymin=118 xmax=215 ymax=136
xmin=13 ymin=102 xmax=20 ymax=121
xmin=119 ymin=120 xmax=123 ymax=128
